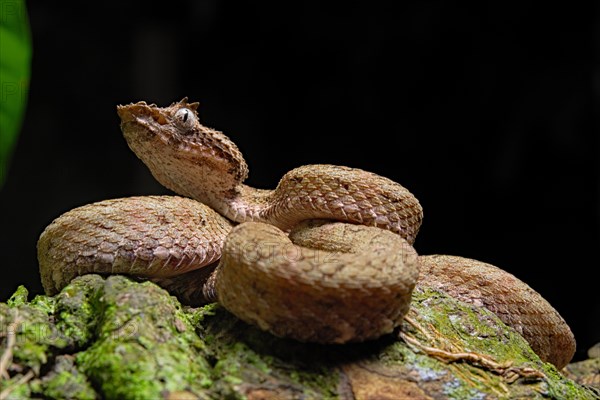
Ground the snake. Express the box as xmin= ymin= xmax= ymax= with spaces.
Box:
xmin=37 ymin=98 xmax=575 ymax=369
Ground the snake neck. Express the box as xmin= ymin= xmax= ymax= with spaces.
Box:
xmin=213 ymin=184 xmax=273 ymax=223
xmin=116 ymin=100 xmax=423 ymax=243
xmin=210 ymin=165 xmax=424 ymax=245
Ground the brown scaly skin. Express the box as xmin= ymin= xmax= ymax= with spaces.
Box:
xmin=37 ymin=98 xmax=575 ymax=368
xmin=418 ymin=255 xmax=575 ymax=370
xmin=117 ymin=99 xmax=423 ymax=244
xmin=38 ymin=196 xmax=232 ymax=295
xmin=214 ymin=221 xmax=419 ymax=343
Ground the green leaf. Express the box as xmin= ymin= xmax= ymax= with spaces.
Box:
xmin=0 ymin=0 xmax=31 ymax=186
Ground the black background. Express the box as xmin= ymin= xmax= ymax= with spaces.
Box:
xmin=0 ymin=2 xmax=596 ymax=361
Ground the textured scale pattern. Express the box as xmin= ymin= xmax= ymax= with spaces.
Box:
xmin=256 ymin=165 xmax=423 ymax=244
xmin=116 ymin=99 xmax=423 ymax=245
xmin=418 ymin=255 xmax=575 ymax=369
xmin=38 ymin=196 xmax=232 ymax=295
xmin=214 ymin=221 xmax=418 ymax=343
xmin=37 ymin=98 xmax=575 ymax=369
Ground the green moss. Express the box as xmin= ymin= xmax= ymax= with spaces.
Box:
xmin=186 ymin=302 xmax=219 ymax=326
xmin=543 ymin=365 xmax=599 ymax=400
xmin=75 ymin=276 xmax=213 ymax=400
xmin=30 ymin=293 xmax=56 ymax=315
xmin=0 ymin=375 xmax=32 ymax=400
xmin=53 ymin=274 xmax=105 ymax=347
xmin=38 ymin=355 xmax=97 ymax=399
xmin=200 ymin=305 xmax=340 ymax=399
xmin=78 ymin=340 xmax=168 ymax=399
xmin=214 ymin=341 xmax=273 ymax=378
xmin=397 ymin=287 xmax=600 ymax=399
xmin=6 ymin=285 xmax=29 ymax=307
xmin=1 ymin=276 xmax=598 ymax=399
xmin=413 ymin=287 xmax=537 ymax=363
xmin=0 ymin=301 xmax=68 ymax=373
xmin=1 ymin=286 xmax=77 ymax=398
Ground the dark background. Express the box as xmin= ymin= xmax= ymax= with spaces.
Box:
xmin=0 ymin=2 xmax=596 ymax=361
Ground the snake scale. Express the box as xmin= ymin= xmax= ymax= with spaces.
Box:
xmin=37 ymin=99 xmax=575 ymax=369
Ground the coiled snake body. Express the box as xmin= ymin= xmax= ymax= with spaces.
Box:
xmin=37 ymin=99 xmax=575 ymax=369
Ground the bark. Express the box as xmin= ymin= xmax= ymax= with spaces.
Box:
xmin=0 ymin=275 xmax=597 ymax=400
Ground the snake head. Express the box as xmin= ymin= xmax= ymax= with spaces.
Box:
xmin=117 ymin=99 xmax=249 ymax=203
xmin=117 ymin=98 xmax=200 ymax=137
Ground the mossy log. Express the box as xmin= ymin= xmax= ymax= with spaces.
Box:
xmin=0 ymin=275 xmax=597 ymax=399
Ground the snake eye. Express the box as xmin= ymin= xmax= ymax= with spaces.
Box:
xmin=174 ymin=108 xmax=197 ymax=128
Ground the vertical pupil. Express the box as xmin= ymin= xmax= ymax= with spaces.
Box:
xmin=182 ymin=110 xmax=189 ymax=122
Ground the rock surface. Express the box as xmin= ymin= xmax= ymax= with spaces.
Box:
xmin=0 ymin=275 xmax=597 ymax=399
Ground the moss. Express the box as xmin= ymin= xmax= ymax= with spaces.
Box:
xmin=394 ymin=287 xmax=600 ymax=399
xmin=563 ymin=357 xmax=600 ymax=391
xmin=38 ymin=355 xmax=97 ymax=399
xmin=1 ymin=276 xmax=598 ymax=399
xmin=30 ymin=293 xmax=56 ymax=315
xmin=0 ymin=285 xmax=76 ymax=398
xmin=53 ymin=274 xmax=105 ymax=347
xmin=0 ymin=298 xmax=68 ymax=374
xmin=1 ymin=276 xmax=214 ymax=399
xmin=6 ymin=285 xmax=30 ymax=307
xmin=200 ymin=305 xmax=341 ymax=399
xmin=75 ymin=276 xmax=213 ymax=400
xmin=0 ymin=376 xmax=32 ymax=400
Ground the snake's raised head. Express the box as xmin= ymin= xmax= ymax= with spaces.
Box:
xmin=117 ymin=98 xmax=249 ymax=205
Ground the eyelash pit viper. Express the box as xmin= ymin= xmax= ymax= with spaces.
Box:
xmin=36 ymin=98 xmax=575 ymax=369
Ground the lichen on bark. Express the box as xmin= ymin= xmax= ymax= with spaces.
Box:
xmin=0 ymin=275 xmax=598 ymax=399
